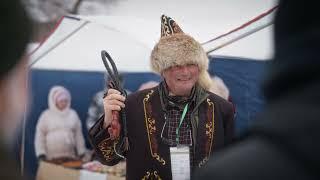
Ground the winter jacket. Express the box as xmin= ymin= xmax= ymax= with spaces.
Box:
xmin=89 ymin=84 xmax=234 ymax=179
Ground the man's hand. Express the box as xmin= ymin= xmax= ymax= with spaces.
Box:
xmin=103 ymin=89 xmax=125 ymax=139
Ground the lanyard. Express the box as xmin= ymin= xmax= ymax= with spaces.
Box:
xmin=176 ymin=103 xmax=189 ymax=144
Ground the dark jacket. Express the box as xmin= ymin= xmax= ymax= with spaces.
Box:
xmin=194 ymin=86 xmax=319 ymax=179
xmin=89 ymin=85 xmax=234 ymax=179
xmin=194 ymin=0 xmax=320 ymax=179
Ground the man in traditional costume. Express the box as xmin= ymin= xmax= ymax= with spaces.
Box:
xmin=89 ymin=15 xmax=234 ymax=179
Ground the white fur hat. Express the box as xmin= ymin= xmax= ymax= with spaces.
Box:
xmin=151 ymin=15 xmax=212 ymax=90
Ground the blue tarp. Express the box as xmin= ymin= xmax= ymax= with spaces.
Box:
xmin=16 ymin=56 xmax=268 ymax=178
xmin=209 ymin=56 xmax=268 ymax=135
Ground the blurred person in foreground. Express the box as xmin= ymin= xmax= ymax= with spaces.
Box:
xmin=0 ymin=0 xmax=32 ymax=179
xmin=194 ymin=0 xmax=320 ymax=179
xmin=89 ymin=15 xmax=234 ymax=179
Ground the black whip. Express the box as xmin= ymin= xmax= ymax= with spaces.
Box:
xmin=101 ymin=50 xmax=129 ymax=157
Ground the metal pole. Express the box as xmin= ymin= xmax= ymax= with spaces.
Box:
xmin=206 ymin=21 xmax=273 ymax=54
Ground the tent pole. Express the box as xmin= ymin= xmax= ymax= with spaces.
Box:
xmin=29 ymin=21 xmax=89 ymax=67
xmin=206 ymin=21 xmax=273 ymax=54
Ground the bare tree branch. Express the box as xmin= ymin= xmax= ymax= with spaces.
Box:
xmin=22 ymin=0 xmax=123 ymax=42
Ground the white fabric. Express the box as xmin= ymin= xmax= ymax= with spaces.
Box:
xmin=209 ymin=76 xmax=230 ymax=100
xmin=79 ymin=170 xmax=107 ymax=180
xmin=29 ymin=16 xmax=152 ymax=72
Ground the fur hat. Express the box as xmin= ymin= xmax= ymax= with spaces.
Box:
xmin=151 ymin=15 xmax=212 ymax=90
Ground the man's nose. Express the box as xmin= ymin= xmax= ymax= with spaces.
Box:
xmin=178 ymin=66 xmax=189 ymax=73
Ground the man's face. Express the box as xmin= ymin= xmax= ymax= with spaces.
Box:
xmin=162 ymin=64 xmax=199 ymax=96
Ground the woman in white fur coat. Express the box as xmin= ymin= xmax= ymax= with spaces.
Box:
xmin=35 ymin=86 xmax=87 ymax=162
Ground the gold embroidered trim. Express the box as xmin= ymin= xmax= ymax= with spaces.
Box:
xmin=153 ymin=171 xmax=162 ymax=180
xmin=206 ymin=98 xmax=215 ymax=157
xmin=147 ymin=118 xmax=156 ymax=134
xmin=98 ymin=137 xmax=119 ymax=161
xmin=142 ymin=171 xmax=162 ymax=180
xmin=198 ymin=157 xmax=209 ymax=167
xmin=199 ymin=98 xmax=215 ymax=167
xmin=142 ymin=171 xmax=151 ymax=180
xmin=143 ymin=90 xmax=166 ymax=165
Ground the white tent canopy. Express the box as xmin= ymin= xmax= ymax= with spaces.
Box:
xmin=29 ymin=0 xmax=277 ymax=72
xmin=30 ymin=16 xmax=154 ymax=72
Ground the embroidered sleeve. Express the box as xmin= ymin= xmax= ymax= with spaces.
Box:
xmin=88 ymin=115 xmax=124 ymax=166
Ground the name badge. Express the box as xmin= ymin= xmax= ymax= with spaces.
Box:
xmin=170 ymin=146 xmax=190 ymax=180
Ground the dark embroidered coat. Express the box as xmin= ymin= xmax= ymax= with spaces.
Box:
xmin=89 ymin=85 xmax=234 ymax=180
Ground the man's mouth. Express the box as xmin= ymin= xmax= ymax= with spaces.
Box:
xmin=177 ymin=77 xmax=191 ymax=81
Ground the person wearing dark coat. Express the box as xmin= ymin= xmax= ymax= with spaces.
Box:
xmin=89 ymin=15 xmax=234 ymax=179
xmin=0 ymin=0 xmax=32 ymax=179
xmin=194 ymin=0 xmax=320 ymax=179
